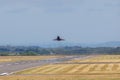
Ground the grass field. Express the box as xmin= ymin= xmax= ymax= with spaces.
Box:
xmin=1 ymin=55 xmax=120 ymax=80
xmin=15 ymin=63 xmax=120 ymax=75
xmin=0 ymin=56 xmax=62 ymax=63
xmin=14 ymin=55 xmax=120 ymax=75
xmin=1 ymin=75 xmax=120 ymax=80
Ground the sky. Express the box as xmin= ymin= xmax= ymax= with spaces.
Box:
xmin=0 ymin=0 xmax=120 ymax=45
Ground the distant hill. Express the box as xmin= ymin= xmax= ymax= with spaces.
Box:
xmin=39 ymin=41 xmax=120 ymax=48
xmin=91 ymin=41 xmax=120 ymax=47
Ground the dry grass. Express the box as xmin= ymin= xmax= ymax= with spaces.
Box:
xmin=0 ymin=75 xmax=120 ymax=80
xmin=1 ymin=55 xmax=120 ymax=80
xmin=15 ymin=63 xmax=120 ymax=75
xmin=1 ymin=75 xmax=120 ymax=80
xmin=0 ymin=56 xmax=62 ymax=63
xmin=14 ymin=55 xmax=120 ymax=75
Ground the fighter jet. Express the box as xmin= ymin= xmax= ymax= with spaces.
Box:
xmin=54 ymin=36 xmax=65 ymax=41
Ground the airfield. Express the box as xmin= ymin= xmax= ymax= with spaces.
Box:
xmin=1 ymin=55 xmax=120 ymax=80
xmin=0 ymin=55 xmax=87 ymax=74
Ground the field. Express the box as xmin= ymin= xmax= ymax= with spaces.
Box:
xmin=1 ymin=55 xmax=120 ymax=80
xmin=1 ymin=75 xmax=120 ymax=80
xmin=15 ymin=63 xmax=120 ymax=75
xmin=0 ymin=56 xmax=62 ymax=63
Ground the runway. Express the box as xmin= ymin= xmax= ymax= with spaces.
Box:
xmin=0 ymin=55 xmax=89 ymax=75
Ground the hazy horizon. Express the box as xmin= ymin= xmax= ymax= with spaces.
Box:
xmin=0 ymin=0 xmax=120 ymax=45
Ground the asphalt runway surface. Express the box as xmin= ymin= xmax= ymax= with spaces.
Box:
xmin=0 ymin=55 xmax=90 ymax=75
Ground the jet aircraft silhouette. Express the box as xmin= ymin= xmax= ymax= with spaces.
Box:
xmin=54 ymin=36 xmax=64 ymax=41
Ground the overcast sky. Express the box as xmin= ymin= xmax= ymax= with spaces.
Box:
xmin=0 ymin=0 xmax=120 ymax=45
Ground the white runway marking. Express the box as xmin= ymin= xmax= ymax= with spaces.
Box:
xmin=0 ymin=73 xmax=9 ymax=76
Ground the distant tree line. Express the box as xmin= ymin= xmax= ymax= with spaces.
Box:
xmin=0 ymin=46 xmax=120 ymax=56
